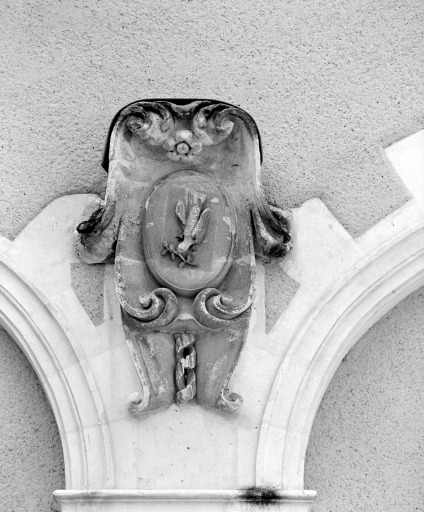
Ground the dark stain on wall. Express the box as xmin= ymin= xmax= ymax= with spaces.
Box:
xmin=239 ymin=487 xmax=280 ymax=507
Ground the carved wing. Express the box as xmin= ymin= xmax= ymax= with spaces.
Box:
xmin=187 ymin=190 xmax=207 ymax=210
xmin=175 ymin=199 xmax=186 ymax=226
xmin=192 ymin=208 xmax=210 ymax=243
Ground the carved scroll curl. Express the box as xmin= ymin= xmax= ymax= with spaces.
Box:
xmin=126 ymin=103 xmax=174 ymax=146
xmin=76 ymin=201 xmax=114 ymax=237
xmin=191 ymin=104 xmax=235 ymax=146
xmin=251 ymin=187 xmax=292 ymax=260
xmin=74 ymin=199 xmax=118 ymax=265
xmin=217 ymin=388 xmax=243 ymax=414
xmin=126 ymin=390 xmax=150 ymax=417
xmin=193 ymin=288 xmax=252 ymax=329
xmin=120 ymin=287 xmax=178 ymax=330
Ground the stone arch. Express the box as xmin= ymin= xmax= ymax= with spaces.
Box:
xmin=0 ymin=249 xmax=115 ymax=490
xmin=256 ymin=201 xmax=424 ymax=490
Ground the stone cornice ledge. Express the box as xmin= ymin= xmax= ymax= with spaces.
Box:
xmin=54 ymin=490 xmax=316 ymax=511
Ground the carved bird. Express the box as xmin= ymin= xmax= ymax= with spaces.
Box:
xmin=176 ymin=190 xmax=210 ymax=255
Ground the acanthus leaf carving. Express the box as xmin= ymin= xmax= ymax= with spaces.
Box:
xmin=126 ymin=102 xmax=174 ymax=146
xmin=191 ymin=104 xmax=235 ymax=146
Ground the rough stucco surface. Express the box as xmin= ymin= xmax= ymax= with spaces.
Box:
xmin=0 ymin=327 xmax=65 ymax=511
xmin=305 ymin=287 xmax=424 ymax=512
xmin=1 ymin=0 xmax=423 ymax=243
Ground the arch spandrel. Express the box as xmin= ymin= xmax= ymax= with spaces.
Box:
xmin=3 ymin=197 xmax=423 ymax=509
xmin=257 ymin=198 xmax=424 ymax=490
xmin=0 ymin=227 xmax=115 ymax=491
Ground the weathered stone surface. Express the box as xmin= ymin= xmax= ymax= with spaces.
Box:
xmin=75 ymin=100 xmax=291 ymax=415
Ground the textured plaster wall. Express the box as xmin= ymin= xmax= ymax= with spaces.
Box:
xmin=2 ymin=0 xmax=423 ymax=243
xmin=1 ymin=0 xmax=424 ymax=510
xmin=0 ymin=327 xmax=64 ymax=511
xmin=305 ymin=287 xmax=424 ymax=512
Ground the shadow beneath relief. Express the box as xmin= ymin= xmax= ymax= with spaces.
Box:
xmin=71 ymin=262 xmax=105 ymax=326
xmin=264 ymin=261 xmax=299 ymax=333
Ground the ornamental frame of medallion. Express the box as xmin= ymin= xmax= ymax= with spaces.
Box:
xmin=75 ymin=99 xmax=291 ymax=415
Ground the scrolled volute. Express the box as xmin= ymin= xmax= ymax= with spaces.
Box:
xmin=217 ymin=388 xmax=243 ymax=413
xmin=251 ymin=186 xmax=292 ymax=260
xmin=191 ymin=104 xmax=235 ymax=146
xmin=126 ymin=390 xmax=150 ymax=417
xmin=193 ymin=287 xmax=252 ymax=329
xmin=126 ymin=102 xmax=174 ymax=146
xmin=121 ymin=287 xmax=178 ymax=330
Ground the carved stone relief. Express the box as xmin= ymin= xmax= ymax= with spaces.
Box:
xmin=75 ymin=99 xmax=291 ymax=415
